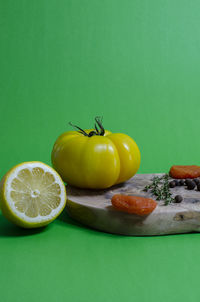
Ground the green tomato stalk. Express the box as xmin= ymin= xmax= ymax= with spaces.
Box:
xmin=69 ymin=116 xmax=105 ymax=137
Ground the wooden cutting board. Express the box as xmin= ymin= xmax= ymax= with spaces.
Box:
xmin=66 ymin=174 xmax=200 ymax=236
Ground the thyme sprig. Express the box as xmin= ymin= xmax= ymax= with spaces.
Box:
xmin=144 ymin=174 xmax=174 ymax=205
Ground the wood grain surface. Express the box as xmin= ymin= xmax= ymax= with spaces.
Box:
xmin=66 ymin=174 xmax=200 ymax=236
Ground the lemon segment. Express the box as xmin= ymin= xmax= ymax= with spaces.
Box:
xmin=0 ymin=162 xmax=67 ymax=228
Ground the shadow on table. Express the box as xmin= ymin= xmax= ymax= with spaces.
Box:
xmin=0 ymin=209 xmax=101 ymax=238
xmin=58 ymin=210 xmax=99 ymax=233
xmin=0 ymin=213 xmax=46 ymax=237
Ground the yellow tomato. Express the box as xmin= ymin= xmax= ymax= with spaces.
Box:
xmin=51 ymin=118 xmax=140 ymax=189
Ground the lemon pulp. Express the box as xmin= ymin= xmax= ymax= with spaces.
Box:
xmin=0 ymin=162 xmax=66 ymax=228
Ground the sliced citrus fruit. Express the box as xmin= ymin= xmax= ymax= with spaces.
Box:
xmin=0 ymin=161 xmax=66 ymax=228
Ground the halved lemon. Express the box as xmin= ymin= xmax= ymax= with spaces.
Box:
xmin=0 ymin=161 xmax=66 ymax=228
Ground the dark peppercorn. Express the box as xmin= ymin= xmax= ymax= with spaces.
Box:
xmin=185 ymin=179 xmax=190 ymax=185
xmin=174 ymin=180 xmax=180 ymax=186
xmin=194 ymin=178 xmax=200 ymax=185
xmin=179 ymin=179 xmax=185 ymax=186
xmin=169 ymin=181 xmax=176 ymax=188
xmin=174 ymin=195 xmax=183 ymax=203
xmin=186 ymin=180 xmax=196 ymax=190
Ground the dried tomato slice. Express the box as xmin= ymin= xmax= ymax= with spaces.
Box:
xmin=111 ymin=194 xmax=157 ymax=216
xmin=169 ymin=165 xmax=200 ymax=179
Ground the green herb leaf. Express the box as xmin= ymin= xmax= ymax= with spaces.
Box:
xmin=143 ymin=174 xmax=174 ymax=205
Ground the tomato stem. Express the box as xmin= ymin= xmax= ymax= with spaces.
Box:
xmin=69 ymin=116 xmax=105 ymax=137
xmin=69 ymin=122 xmax=88 ymax=136
xmin=95 ymin=116 xmax=105 ymax=136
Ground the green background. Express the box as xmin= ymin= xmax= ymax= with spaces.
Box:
xmin=1 ymin=0 xmax=200 ymax=301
